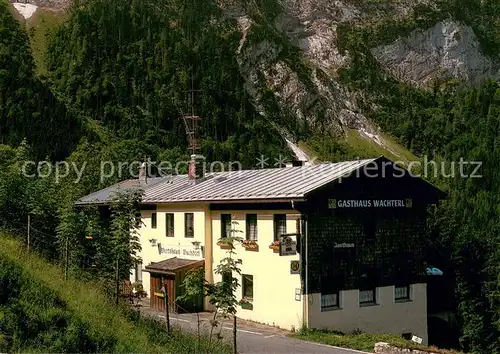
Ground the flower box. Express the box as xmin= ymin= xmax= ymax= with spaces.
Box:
xmin=269 ymin=241 xmax=280 ymax=252
xmin=242 ymin=240 xmax=259 ymax=251
xmin=217 ymin=241 xmax=233 ymax=250
xmin=239 ymin=298 xmax=253 ymax=310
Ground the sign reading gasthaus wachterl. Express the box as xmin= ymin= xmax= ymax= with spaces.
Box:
xmin=328 ymin=199 xmax=412 ymax=208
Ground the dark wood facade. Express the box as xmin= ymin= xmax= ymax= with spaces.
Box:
xmin=297 ymin=157 xmax=445 ymax=294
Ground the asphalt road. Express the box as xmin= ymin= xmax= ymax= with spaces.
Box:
xmin=148 ymin=310 xmax=366 ymax=354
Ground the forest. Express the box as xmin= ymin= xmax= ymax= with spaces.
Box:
xmin=0 ymin=0 xmax=500 ymax=353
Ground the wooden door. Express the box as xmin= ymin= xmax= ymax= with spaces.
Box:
xmin=149 ymin=274 xmax=176 ymax=313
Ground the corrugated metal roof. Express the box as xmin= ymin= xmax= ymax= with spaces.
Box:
xmin=76 ymin=158 xmax=378 ymax=205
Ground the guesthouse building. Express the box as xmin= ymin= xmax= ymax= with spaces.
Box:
xmin=76 ymin=155 xmax=445 ymax=343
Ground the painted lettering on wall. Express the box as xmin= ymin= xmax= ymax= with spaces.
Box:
xmin=328 ymin=199 xmax=412 ymax=209
xmin=157 ymin=244 xmax=202 ymax=258
xmin=334 ymin=243 xmax=355 ymax=248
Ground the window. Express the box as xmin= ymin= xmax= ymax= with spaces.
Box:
xmin=395 ymin=285 xmax=410 ymax=301
xmin=321 ymin=293 xmax=339 ymax=311
xmin=165 ymin=213 xmax=174 ymax=237
xmin=359 ymin=288 xmax=376 ymax=305
xmin=246 ymin=214 xmax=258 ymax=241
xmin=242 ymin=274 xmax=253 ymax=299
xmin=363 ymin=218 xmax=376 ymax=243
xmin=273 ymin=214 xmax=286 ymax=241
xmin=134 ymin=262 xmax=143 ymax=283
xmin=151 ymin=212 xmax=157 ymax=229
xmin=221 ymin=214 xmax=232 ymax=238
xmin=185 ymin=213 xmax=194 ymax=238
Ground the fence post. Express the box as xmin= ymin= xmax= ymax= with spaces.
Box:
xmin=164 ymin=288 xmax=170 ymax=332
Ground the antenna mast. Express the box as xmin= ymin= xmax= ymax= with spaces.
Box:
xmin=180 ymin=77 xmax=202 ymax=155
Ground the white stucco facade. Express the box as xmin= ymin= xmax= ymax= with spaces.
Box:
xmin=132 ymin=205 xmax=207 ymax=295
xmin=130 ymin=205 xmax=428 ymax=341
xmin=211 ymin=210 xmax=303 ymax=330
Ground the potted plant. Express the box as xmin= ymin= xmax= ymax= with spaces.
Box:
xmin=242 ymin=239 xmax=259 ymax=251
xmin=269 ymin=240 xmax=280 ymax=251
xmin=239 ymin=298 xmax=253 ymax=310
xmin=217 ymin=239 xmax=233 ymax=249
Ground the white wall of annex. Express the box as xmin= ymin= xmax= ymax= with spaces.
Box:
xmin=308 ymin=284 xmax=428 ymax=344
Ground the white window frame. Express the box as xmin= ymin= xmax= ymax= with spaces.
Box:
xmin=246 ymin=214 xmax=258 ymax=241
xmin=359 ymin=288 xmax=377 ymax=306
xmin=321 ymin=292 xmax=340 ymax=311
xmin=134 ymin=262 xmax=143 ymax=283
xmin=395 ymin=285 xmax=411 ymax=302
xmin=165 ymin=213 xmax=174 ymax=237
xmin=151 ymin=212 xmax=157 ymax=229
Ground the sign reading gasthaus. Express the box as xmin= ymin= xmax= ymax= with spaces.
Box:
xmin=329 ymin=199 xmax=412 ymax=208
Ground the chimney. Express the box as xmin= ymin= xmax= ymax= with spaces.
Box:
xmin=139 ymin=162 xmax=148 ymax=183
xmin=188 ymin=154 xmax=206 ymax=182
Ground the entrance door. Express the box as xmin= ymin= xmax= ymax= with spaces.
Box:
xmin=149 ymin=274 xmax=176 ymax=313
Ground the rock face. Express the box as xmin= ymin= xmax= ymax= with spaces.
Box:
xmin=283 ymin=0 xmax=360 ymax=71
xmin=235 ymin=0 xmax=382 ymax=145
xmin=9 ymin=0 xmax=68 ymax=10
xmin=14 ymin=0 xmax=500 ymax=160
xmin=372 ymin=19 xmax=500 ymax=88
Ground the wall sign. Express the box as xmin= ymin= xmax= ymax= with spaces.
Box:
xmin=295 ymin=288 xmax=301 ymax=301
xmin=328 ymin=199 xmax=412 ymax=209
xmin=290 ymin=260 xmax=300 ymax=274
xmin=279 ymin=235 xmax=297 ymax=256
xmin=157 ymin=244 xmax=202 ymax=258
xmin=334 ymin=243 xmax=355 ymax=249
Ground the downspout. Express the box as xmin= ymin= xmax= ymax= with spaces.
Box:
xmin=293 ymin=199 xmax=308 ymax=329
xmin=304 ymin=215 xmax=309 ymax=329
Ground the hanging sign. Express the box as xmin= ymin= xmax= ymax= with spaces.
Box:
xmin=279 ymin=234 xmax=297 ymax=256
xmin=290 ymin=260 xmax=300 ymax=274
xmin=328 ymin=199 xmax=412 ymax=209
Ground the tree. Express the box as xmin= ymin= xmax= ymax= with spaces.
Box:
xmin=206 ymin=219 xmax=243 ymax=354
xmin=109 ymin=189 xmax=144 ymax=301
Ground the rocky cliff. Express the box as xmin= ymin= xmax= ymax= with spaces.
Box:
xmin=10 ymin=0 xmax=500 ymax=162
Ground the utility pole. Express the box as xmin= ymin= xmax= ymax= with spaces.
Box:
xmin=164 ymin=286 xmax=170 ymax=332
xmin=27 ymin=214 xmax=30 ymax=252
xmin=64 ymin=237 xmax=69 ymax=281
xmin=115 ymin=257 xmax=120 ymax=305
xmin=233 ymin=316 xmax=237 ymax=354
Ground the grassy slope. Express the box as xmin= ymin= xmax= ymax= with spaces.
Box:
xmin=300 ymin=130 xmax=418 ymax=164
xmin=26 ymin=8 xmax=67 ymax=76
xmin=0 ymin=234 xmax=230 ymax=354
xmin=8 ymin=4 xmax=66 ymax=76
